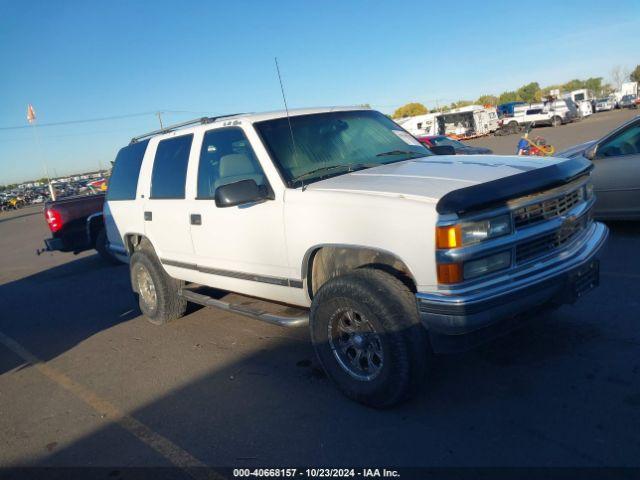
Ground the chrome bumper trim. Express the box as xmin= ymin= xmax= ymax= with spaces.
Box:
xmin=417 ymin=221 xmax=608 ymax=309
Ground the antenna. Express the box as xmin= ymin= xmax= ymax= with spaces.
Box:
xmin=275 ymin=57 xmax=298 ymax=166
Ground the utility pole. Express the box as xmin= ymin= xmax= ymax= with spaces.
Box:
xmin=157 ymin=112 xmax=164 ymax=129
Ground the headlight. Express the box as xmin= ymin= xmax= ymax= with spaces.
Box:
xmin=461 ymin=214 xmax=511 ymax=245
xmin=436 ymin=214 xmax=512 ymax=248
xmin=463 ymin=251 xmax=511 ymax=280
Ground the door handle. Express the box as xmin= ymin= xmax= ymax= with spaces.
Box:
xmin=190 ymin=214 xmax=202 ymax=225
xmin=144 ymin=211 xmax=152 ymax=221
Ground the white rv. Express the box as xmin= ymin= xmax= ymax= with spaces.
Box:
xmin=394 ymin=113 xmax=439 ymax=136
xmin=436 ymin=105 xmax=499 ymax=139
xmin=612 ymin=82 xmax=638 ymax=106
xmin=568 ymin=89 xmax=593 ymax=103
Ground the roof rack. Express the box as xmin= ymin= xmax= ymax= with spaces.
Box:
xmin=130 ymin=113 xmax=245 ymax=144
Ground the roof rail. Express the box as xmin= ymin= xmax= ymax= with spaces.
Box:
xmin=129 ymin=113 xmax=245 ymax=144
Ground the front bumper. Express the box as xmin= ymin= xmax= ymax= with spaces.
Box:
xmin=416 ymin=221 xmax=608 ymax=349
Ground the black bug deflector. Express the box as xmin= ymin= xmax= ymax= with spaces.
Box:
xmin=436 ymin=157 xmax=593 ymax=215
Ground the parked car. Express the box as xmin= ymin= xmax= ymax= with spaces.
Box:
xmin=595 ymin=98 xmax=615 ymax=112
xmin=558 ymin=115 xmax=640 ymax=219
xmin=619 ymin=95 xmax=638 ymax=109
xmin=547 ymin=99 xmax=579 ymax=123
xmin=41 ymin=192 xmax=118 ymax=262
xmin=498 ymin=107 xmax=559 ymax=133
xmin=417 ymin=135 xmax=493 ymax=154
xmin=105 ymin=107 xmax=608 ymax=408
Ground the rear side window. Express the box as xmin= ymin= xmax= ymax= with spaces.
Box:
xmin=107 ymin=139 xmax=149 ymax=201
xmin=150 ymin=134 xmax=193 ymax=199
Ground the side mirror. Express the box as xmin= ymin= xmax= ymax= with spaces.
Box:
xmin=430 ymin=145 xmax=456 ymax=155
xmin=584 ymin=144 xmax=597 ymax=160
xmin=214 ymin=179 xmax=268 ymax=208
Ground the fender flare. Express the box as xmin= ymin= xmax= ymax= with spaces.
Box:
xmin=301 ymin=243 xmax=418 ymax=300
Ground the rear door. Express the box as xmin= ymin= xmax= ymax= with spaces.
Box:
xmin=104 ymin=140 xmax=149 ymax=255
xmin=592 ymin=119 xmax=640 ymax=218
xmin=142 ymin=134 xmax=195 ymax=264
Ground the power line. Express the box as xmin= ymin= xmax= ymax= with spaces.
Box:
xmin=0 ymin=110 xmax=201 ymax=131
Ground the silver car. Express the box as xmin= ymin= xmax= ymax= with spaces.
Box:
xmin=595 ymin=97 xmax=615 ymax=112
xmin=558 ymin=115 xmax=640 ymax=220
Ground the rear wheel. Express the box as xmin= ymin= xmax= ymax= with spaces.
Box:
xmin=310 ymin=269 xmax=429 ymax=408
xmin=551 ymin=116 xmax=562 ymax=127
xmin=130 ymin=250 xmax=187 ymax=325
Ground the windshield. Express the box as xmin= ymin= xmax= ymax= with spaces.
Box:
xmin=254 ymin=110 xmax=432 ymax=186
xmin=430 ymin=136 xmax=463 ymax=148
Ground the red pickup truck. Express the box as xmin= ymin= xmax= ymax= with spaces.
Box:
xmin=41 ymin=193 xmax=118 ymax=263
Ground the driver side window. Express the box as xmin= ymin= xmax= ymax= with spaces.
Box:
xmin=597 ymin=122 xmax=640 ymax=158
xmin=197 ymin=128 xmax=268 ymax=199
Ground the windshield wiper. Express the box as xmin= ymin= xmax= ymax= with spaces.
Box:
xmin=376 ymin=149 xmax=425 ymax=158
xmin=291 ymin=163 xmax=379 ymax=186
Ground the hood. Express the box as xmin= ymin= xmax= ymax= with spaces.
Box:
xmin=306 ymin=155 xmax=566 ymax=203
xmin=556 ymin=140 xmax=596 ymax=158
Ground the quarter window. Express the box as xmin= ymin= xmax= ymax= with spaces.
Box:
xmin=150 ymin=134 xmax=193 ymax=199
xmin=197 ymin=128 xmax=267 ymax=199
xmin=107 ymin=139 xmax=149 ymax=201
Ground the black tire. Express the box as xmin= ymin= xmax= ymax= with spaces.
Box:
xmin=551 ymin=116 xmax=562 ymax=127
xmin=130 ymin=250 xmax=187 ymax=325
xmin=95 ymin=227 xmax=120 ymax=265
xmin=310 ymin=269 xmax=430 ymax=408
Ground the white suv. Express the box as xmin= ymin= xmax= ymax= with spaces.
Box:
xmin=104 ymin=107 xmax=608 ymax=407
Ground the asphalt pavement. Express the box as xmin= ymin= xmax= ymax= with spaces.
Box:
xmin=0 ymin=109 xmax=639 ymax=477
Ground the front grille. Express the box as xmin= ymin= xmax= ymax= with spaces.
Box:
xmin=513 ymin=188 xmax=583 ymax=229
xmin=515 ymin=214 xmax=589 ymax=264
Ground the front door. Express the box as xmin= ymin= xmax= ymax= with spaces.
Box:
xmin=187 ymin=126 xmax=291 ymax=295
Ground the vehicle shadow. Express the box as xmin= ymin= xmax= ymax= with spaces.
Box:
xmin=0 ymin=255 xmax=138 ymax=376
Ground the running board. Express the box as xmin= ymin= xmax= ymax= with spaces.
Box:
xmin=179 ymin=288 xmax=309 ymax=328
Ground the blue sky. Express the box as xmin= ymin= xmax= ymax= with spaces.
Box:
xmin=1 ymin=0 xmax=639 ymax=184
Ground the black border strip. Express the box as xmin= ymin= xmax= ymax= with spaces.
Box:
xmin=436 ymin=157 xmax=593 ymax=215
xmin=161 ymin=258 xmax=303 ymax=289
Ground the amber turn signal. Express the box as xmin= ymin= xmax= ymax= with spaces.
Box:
xmin=436 ymin=225 xmax=461 ymax=249
xmin=437 ymin=263 xmax=463 ymax=284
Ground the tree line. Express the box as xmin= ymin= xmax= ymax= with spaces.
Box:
xmin=392 ymin=64 xmax=640 ymax=118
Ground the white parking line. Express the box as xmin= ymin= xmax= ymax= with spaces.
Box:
xmin=0 ymin=331 xmax=223 ymax=480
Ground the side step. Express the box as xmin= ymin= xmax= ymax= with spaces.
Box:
xmin=179 ymin=288 xmax=309 ymax=328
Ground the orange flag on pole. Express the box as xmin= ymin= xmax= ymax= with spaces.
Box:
xmin=27 ymin=104 xmax=36 ymax=124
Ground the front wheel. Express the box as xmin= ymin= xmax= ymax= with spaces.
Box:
xmin=310 ymin=269 xmax=429 ymax=408
xmin=551 ymin=116 xmax=562 ymax=127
